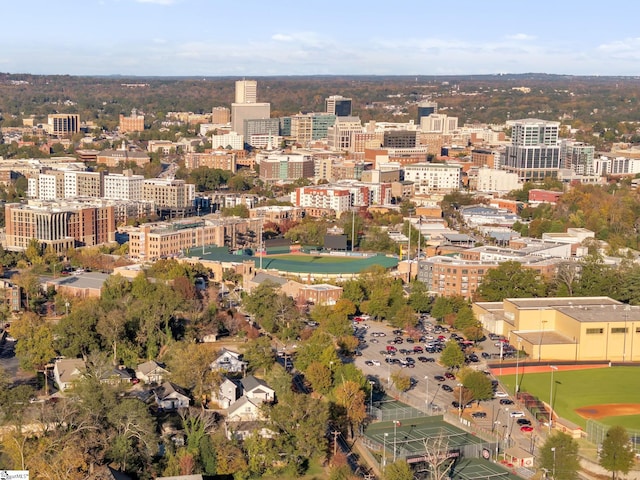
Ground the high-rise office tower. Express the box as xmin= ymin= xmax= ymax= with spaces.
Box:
xmin=417 ymin=101 xmax=437 ymax=123
xmin=235 ymin=80 xmax=257 ymax=104
xmin=325 ymin=95 xmax=352 ymax=117
xmin=502 ymin=119 xmax=561 ymax=181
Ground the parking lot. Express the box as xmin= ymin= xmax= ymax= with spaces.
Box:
xmin=351 ymin=317 xmax=540 ymax=453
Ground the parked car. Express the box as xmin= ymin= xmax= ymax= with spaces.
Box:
xmin=517 ymin=418 xmax=532 ymax=426
xmin=499 ymin=399 xmax=514 ymax=405
xmin=371 ymin=360 xmax=381 ymax=366
xmin=434 ymin=375 xmax=446 ymax=382
xmin=520 ymin=426 xmax=534 ymax=433
xmin=471 ymin=411 xmax=487 ymax=418
xmin=510 ymin=411 xmax=526 ymax=418
xmin=494 ymin=391 xmax=509 ymax=398
xmin=441 ymin=384 xmax=453 ymax=392
xmin=444 ymin=372 xmax=455 ymax=380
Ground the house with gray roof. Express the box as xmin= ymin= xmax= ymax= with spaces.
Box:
xmin=53 ymin=358 xmax=86 ymax=392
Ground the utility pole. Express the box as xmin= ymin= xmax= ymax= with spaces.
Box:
xmin=351 ymin=208 xmax=356 ymax=252
xmin=332 ymin=430 xmax=340 ymax=457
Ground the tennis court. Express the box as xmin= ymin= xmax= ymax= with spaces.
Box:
xmin=365 ymin=415 xmax=483 ymax=455
xmin=450 ymin=459 xmax=518 ymax=480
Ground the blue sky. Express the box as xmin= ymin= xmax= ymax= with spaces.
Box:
xmin=2 ymin=0 xmax=640 ymax=76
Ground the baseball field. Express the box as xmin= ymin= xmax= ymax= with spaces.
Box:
xmin=498 ymin=366 xmax=640 ymax=429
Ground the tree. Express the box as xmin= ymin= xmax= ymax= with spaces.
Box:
xmin=599 ymin=425 xmax=635 ymax=480
xmin=390 ymin=372 xmax=411 ymax=392
xmin=389 ymin=305 xmax=417 ymax=329
xmin=334 ymin=380 xmax=367 ymax=438
xmin=242 ymin=336 xmax=276 ymax=374
xmin=476 ymin=261 xmax=547 ymax=301
xmin=461 ymin=371 xmax=494 ymax=404
xmin=408 ymin=281 xmax=432 ymax=313
xmin=539 ymin=432 xmax=581 ymax=480
xmin=166 ymin=343 xmax=220 ymax=404
xmin=305 ymin=361 xmax=333 ymax=394
xmin=440 ymin=340 xmax=465 ymax=370
xmin=420 ymin=432 xmax=456 ymax=480
xmin=11 ymin=312 xmax=56 ymax=371
xmin=384 ymin=459 xmax=414 ymax=480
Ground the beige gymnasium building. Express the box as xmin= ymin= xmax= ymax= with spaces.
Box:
xmin=473 ymin=297 xmax=640 ymax=362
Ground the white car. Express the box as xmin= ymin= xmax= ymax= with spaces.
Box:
xmin=371 ymin=360 xmax=381 ymax=366
xmin=494 ymin=391 xmax=509 ymax=398
xmin=510 ymin=411 xmax=525 ymax=418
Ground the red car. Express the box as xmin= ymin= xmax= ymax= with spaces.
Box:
xmin=444 ymin=372 xmax=455 ymax=380
xmin=520 ymin=426 xmax=534 ymax=433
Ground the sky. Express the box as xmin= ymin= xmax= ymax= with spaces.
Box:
xmin=2 ymin=0 xmax=640 ymax=77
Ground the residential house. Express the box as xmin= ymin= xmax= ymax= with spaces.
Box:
xmin=101 ymin=366 xmax=134 ymax=385
xmin=154 ymin=381 xmax=190 ymax=411
xmin=136 ymin=360 xmax=170 ymax=384
xmin=210 ymin=348 xmax=247 ymax=374
xmin=53 ymin=358 xmax=86 ymax=392
xmin=88 ymin=466 xmax=133 ymax=480
xmin=155 ymin=476 xmax=205 ymax=480
xmin=213 ymin=378 xmax=241 ymax=409
xmin=227 ymin=396 xmax=264 ymax=422
xmin=240 ymin=375 xmax=275 ymax=403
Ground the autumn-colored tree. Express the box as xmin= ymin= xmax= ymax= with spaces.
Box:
xmin=334 ymin=380 xmax=367 ymax=438
xmin=305 ymin=361 xmax=333 ymax=394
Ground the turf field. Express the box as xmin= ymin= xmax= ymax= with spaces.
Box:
xmin=269 ymin=254 xmax=361 ymax=263
xmin=499 ymin=366 xmax=640 ymax=428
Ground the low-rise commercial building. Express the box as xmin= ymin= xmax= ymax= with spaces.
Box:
xmin=473 ymin=297 xmax=640 ymax=362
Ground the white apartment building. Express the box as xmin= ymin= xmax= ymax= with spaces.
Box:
xmin=403 ymin=163 xmax=462 ymax=194
xmin=594 ymin=156 xmax=640 ymax=176
xmin=104 ymin=171 xmax=144 ymax=201
xmin=210 ymin=131 xmax=244 ymax=150
xmin=475 ymin=167 xmax=521 ymax=194
xmin=37 ymin=173 xmax=62 ymax=200
xmin=291 ymin=186 xmax=353 ymax=216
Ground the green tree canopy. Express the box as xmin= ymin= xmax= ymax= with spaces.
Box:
xmin=539 ymin=432 xmax=581 ymax=480
xmin=477 ymin=261 xmax=547 ymax=301
xmin=440 ymin=340 xmax=465 ymax=370
xmin=599 ymin=425 xmax=635 ymax=480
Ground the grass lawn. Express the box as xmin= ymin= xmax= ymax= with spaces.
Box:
xmin=499 ymin=367 xmax=640 ymax=428
xmin=270 ymin=254 xmax=361 ymax=263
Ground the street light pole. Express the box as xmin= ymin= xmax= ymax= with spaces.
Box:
xmin=383 ymin=432 xmax=388 ymax=468
xmin=551 ymin=447 xmax=556 ymax=479
xmin=549 ymin=365 xmax=558 ymax=433
xmin=457 ymin=383 xmax=463 ymax=418
xmin=424 ymin=375 xmax=429 ymax=414
xmin=369 ymin=380 xmax=375 ymax=415
xmin=393 ymin=420 xmax=399 ymax=462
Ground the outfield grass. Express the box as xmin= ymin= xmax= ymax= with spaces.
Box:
xmin=269 ymin=254 xmax=361 ymax=263
xmin=499 ymin=367 xmax=640 ymax=428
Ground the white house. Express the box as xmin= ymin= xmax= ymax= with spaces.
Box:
xmin=136 ymin=360 xmax=170 ymax=385
xmin=241 ymin=375 xmax=275 ymax=403
xmin=227 ymin=396 xmax=264 ymax=422
xmin=213 ymin=378 xmax=241 ymax=409
xmin=53 ymin=358 xmax=86 ymax=392
xmin=154 ymin=382 xmax=190 ymax=411
xmin=210 ymin=348 xmax=247 ymax=374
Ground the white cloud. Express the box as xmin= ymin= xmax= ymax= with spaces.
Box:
xmin=272 ymin=34 xmax=293 ymax=42
xmin=506 ymin=33 xmax=536 ymax=41
xmin=135 ymin=0 xmax=176 ymax=5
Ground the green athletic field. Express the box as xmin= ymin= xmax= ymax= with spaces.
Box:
xmin=269 ymin=254 xmax=362 ymax=263
xmin=499 ymin=367 xmax=640 ymax=428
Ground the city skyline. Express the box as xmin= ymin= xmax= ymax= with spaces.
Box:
xmin=2 ymin=0 xmax=640 ymax=77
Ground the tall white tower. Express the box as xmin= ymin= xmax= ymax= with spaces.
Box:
xmin=235 ymin=80 xmax=257 ymax=104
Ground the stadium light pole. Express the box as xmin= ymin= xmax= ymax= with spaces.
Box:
xmin=549 ymin=365 xmax=558 ymax=433
xmin=457 ymin=383 xmax=463 ymax=418
xmin=515 ymin=338 xmax=522 ymax=395
xmin=551 ymin=447 xmax=556 ymax=479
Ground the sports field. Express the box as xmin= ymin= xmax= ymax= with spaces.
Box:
xmin=269 ymin=254 xmax=361 ymax=263
xmin=499 ymin=366 xmax=640 ymax=428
